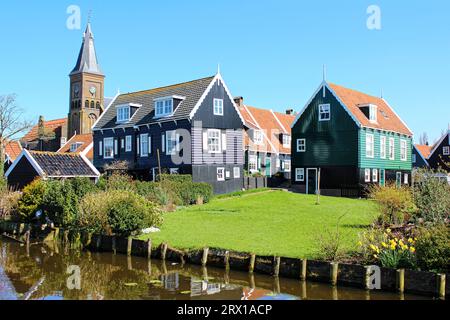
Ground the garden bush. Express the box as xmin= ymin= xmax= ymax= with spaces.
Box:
xmin=0 ymin=189 xmax=21 ymax=221
xmin=41 ymin=180 xmax=79 ymax=227
xmin=69 ymin=177 xmax=98 ymax=199
xmin=77 ymin=192 xmax=110 ymax=234
xmin=157 ymin=174 xmax=192 ymax=184
xmin=368 ymin=184 xmax=417 ymax=226
xmin=413 ymin=169 xmax=450 ymax=223
xmin=136 ymin=181 xmax=171 ymax=207
xmin=17 ymin=179 xmax=47 ymax=222
xmin=414 ymin=224 xmax=450 ymax=272
xmin=98 ymin=173 xmax=137 ymax=192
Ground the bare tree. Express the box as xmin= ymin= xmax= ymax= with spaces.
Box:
xmin=0 ymin=94 xmax=33 ymax=175
xmin=418 ymin=132 xmax=429 ymax=146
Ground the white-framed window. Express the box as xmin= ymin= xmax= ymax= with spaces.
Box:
xmin=233 ymin=167 xmax=240 ymax=179
xmin=276 ymin=158 xmax=281 ymax=168
xmin=249 ymin=155 xmax=257 ymax=172
xmin=125 ymin=135 xmax=132 ymax=152
xmin=60 ymin=137 xmax=67 ymax=148
xmin=400 ymin=139 xmax=407 ymax=161
xmin=282 ymin=134 xmax=291 ymax=148
xmin=380 ymin=136 xmax=387 ymax=159
xmin=443 ymin=146 xmax=450 ymax=156
xmin=284 ymin=160 xmax=291 ymax=172
xmin=369 ymin=105 xmax=377 ymax=122
xmin=389 ymin=137 xmax=395 ymax=160
xmin=253 ymin=130 xmax=263 ymax=145
xmin=297 ymin=139 xmax=306 ymax=152
xmin=365 ymin=169 xmax=371 ymax=182
xmin=295 ymin=168 xmax=305 ymax=182
xmin=412 ymin=154 xmax=417 ymax=163
xmin=166 ymin=130 xmax=178 ymax=155
xmin=70 ymin=142 xmax=83 ymax=152
xmin=213 ymin=98 xmax=224 ymax=116
xmin=155 ymin=98 xmax=173 ymax=117
xmin=404 ymin=173 xmax=409 ymax=184
xmin=117 ymin=105 xmax=130 ymax=122
xmin=366 ymin=134 xmax=374 ymax=158
xmin=207 ymin=129 xmax=222 ymax=154
xmin=217 ymin=168 xmax=225 ymax=181
xmin=103 ymin=137 xmax=114 ymax=159
xmin=140 ymin=133 xmax=149 ymax=157
xmin=372 ymin=169 xmax=378 ymax=183
xmin=319 ymin=104 xmax=331 ymax=121
xmin=99 ymin=141 xmax=103 ymax=156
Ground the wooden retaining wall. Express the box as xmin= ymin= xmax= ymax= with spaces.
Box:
xmin=0 ymin=221 xmax=447 ymax=299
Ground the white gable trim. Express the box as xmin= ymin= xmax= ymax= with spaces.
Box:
xmin=80 ymin=153 xmax=101 ymax=176
xmin=271 ymin=110 xmax=288 ymax=134
xmin=292 ymin=81 xmax=361 ymax=129
xmin=244 ymin=105 xmax=278 ymax=154
xmin=429 ymin=131 xmax=450 ymax=159
xmin=413 ymin=145 xmax=430 ymax=166
xmin=92 ymin=92 xmax=121 ymax=131
xmin=81 ymin=142 xmax=94 ymax=158
xmin=5 ymin=150 xmax=45 ymax=178
xmin=189 ymin=73 xmax=245 ymax=125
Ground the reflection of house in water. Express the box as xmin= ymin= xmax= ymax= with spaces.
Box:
xmin=161 ymin=272 xmax=180 ymax=291
xmin=190 ymin=278 xmax=240 ymax=297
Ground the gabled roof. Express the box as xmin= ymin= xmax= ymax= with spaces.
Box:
xmin=93 ymin=73 xmax=243 ymax=130
xmin=70 ymin=23 xmax=103 ymax=76
xmin=22 ymin=118 xmax=68 ymax=142
xmin=292 ymin=81 xmax=413 ymax=137
xmin=415 ymin=144 xmax=432 ymax=159
xmin=57 ymin=134 xmax=94 ymax=160
xmin=428 ymin=130 xmax=450 ymax=159
xmin=4 ymin=140 xmax=22 ymax=162
xmin=5 ymin=150 xmax=100 ymax=178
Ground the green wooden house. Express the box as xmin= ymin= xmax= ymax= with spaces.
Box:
xmin=291 ymin=81 xmax=413 ymax=196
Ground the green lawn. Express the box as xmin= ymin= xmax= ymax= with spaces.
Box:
xmin=141 ymin=190 xmax=379 ymax=259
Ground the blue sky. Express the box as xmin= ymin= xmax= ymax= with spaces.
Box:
xmin=0 ymin=0 xmax=449 ymax=143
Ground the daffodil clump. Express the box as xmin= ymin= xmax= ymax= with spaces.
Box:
xmin=359 ymin=228 xmax=417 ymax=269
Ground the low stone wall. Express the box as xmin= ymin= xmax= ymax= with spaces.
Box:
xmin=0 ymin=221 xmax=447 ymax=299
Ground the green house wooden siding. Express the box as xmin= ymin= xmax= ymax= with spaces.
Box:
xmin=291 ymin=87 xmax=359 ymax=167
xmin=359 ymin=128 xmax=412 ymax=171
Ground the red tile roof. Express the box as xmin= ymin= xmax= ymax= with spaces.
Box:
xmin=58 ymin=134 xmax=93 ymax=160
xmin=415 ymin=144 xmax=432 ymax=159
xmin=22 ymin=118 xmax=68 ymax=142
xmin=4 ymin=140 xmax=22 ymax=162
xmin=328 ymin=83 xmax=412 ymax=136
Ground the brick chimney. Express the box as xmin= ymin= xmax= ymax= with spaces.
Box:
xmin=286 ymin=109 xmax=295 ymax=115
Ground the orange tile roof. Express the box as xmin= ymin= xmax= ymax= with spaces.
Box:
xmin=22 ymin=118 xmax=68 ymax=142
xmin=328 ymin=83 xmax=412 ymax=136
xmin=415 ymin=144 xmax=432 ymax=159
xmin=4 ymin=140 xmax=22 ymax=162
xmin=58 ymin=134 xmax=93 ymax=160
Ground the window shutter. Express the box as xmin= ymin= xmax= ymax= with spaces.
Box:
xmin=162 ymin=134 xmax=166 ymax=153
xmin=203 ymin=131 xmax=208 ymax=151
xmin=222 ymin=132 xmax=227 ymax=152
xmin=176 ymin=133 xmax=181 ymax=152
xmin=137 ymin=137 xmax=140 ymax=155
xmin=114 ymin=139 xmax=118 ymax=155
xmin=99 ymin=141 xmax=103 ymax=156
xmin=148 ymin=136 xmax=152 ymax=154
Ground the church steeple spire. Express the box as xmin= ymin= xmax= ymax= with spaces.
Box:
xmin=70 ymin=23 xmax=103 ymax=76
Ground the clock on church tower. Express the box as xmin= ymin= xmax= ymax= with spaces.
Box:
xmin=68 ymin=22 xmax=105 ymax=138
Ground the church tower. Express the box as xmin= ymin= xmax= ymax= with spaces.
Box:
xmin=68 ymin=23 xmax=105 ymax=138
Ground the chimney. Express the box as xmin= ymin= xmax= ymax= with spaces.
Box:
xmin=234 ymin=96 xmax=244 ymax=108
xmin=286 ymin=109 xmax=294 ymax=115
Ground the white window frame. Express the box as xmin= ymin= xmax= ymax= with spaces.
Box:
xmin=295 ymin=168 xmax=305 ymax=182
xmin=318 ymin=104 xmax=331 ymax=121
xmin=166 ymin=130 xmax=178 ymax=156
xmin=380 ymin=136 xmax=386 ymax=159
xmin=248 ymin=155 xmax=257 ymax=172
xmin=282 ymin=134 xmax=291 ymax=148
xmin=233 ymin=167 xmax=240 ymax=179
xmin=365 ymin=169 xmax=371 ymax=183
xmin=366 ymin=134 xmax=374 ymax=158
xmin=297 ymin=139 xmax=306 ymax=153
xmin=369 ymin=104 xmax=378 ymax=122
xmin=443 ymin=146 xmax=450 ymax=156
xmin=404 ymin=173 xmax=409 ymax=184
xmin=284 ymin=160 xmax=291 ymax=173
xmin=103 ymin=137 xmax=114 ymax=159
xmin=400 ymin=139 xmax=407 ymax=161
xmin=154 ymin=98 xmax=174 ymax=118
xmin=140 ymin=133 xmax=149 ymax=157
xmin=70 ymin=142 xmax=83 ymax=152
xmin=213 ymin=98 xmax=224 ymax=116
xmin=207 ymin=129 xmax=222 ymax=154
xmin=217 ymin=168 xmax=225 ymax=182
xmin=116 ymin=105 xmax=130 ymax=123
xmin=253 ymin=130 xmax=263 ymax=145
xmin=389 ymin=137 xmax=395 ymax=160
xmin=125 ymin=135 xmax=132 ymax=152
xmin=372 ymin=169 xmax=378 ymax=183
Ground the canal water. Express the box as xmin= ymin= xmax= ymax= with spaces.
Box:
xmin=0 ymin=239 xmax=430 ymax=300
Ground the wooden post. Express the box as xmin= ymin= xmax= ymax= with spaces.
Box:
xmin=316 ymin=168 xmax=321 ymax=205
xmin=273 ymin=257 xmax=281 ymax=277
xmin=437 ymin=274 xmax=446 ymax=299
xmin=96 ymin=235 xmax=101 ymax=251
xmin=147 ymin=239 xmax=152 ymax=260
xmin=330 ymin=262 xmax=339 ymax=286
xmin=161 ymin=243 xmax=168 ymax=260
xmin=112 ymin=236 xmax=116 ymax=255
xmin=157 ymin=149 xmax=162 ymax=177
xmin=224 ymin=251 xmax=230 ymax=270
xmin=249 ymin=254 xmax=256 ymax=273
xmin=300 ymin=259 xmax=307 ymax=281
xmin=396 ymin=269 xmax=405 ymax=293
xmin=127 ymin=237 xmax=133 ymax=256
xmin=202 ymin=247 xmax=209 ymax=266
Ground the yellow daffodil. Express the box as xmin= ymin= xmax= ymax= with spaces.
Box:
xmin=358 ymin=241 xmax=363 ymax=247
xmin=410 ymin=247 xmax=416 ymax=253
xmin=381 ymin=242 xmax=388 ymax=248
xmin=408 ymin=238 xmax=414 ymax=244
xmin=386 ymin=228 xmax=391 ymax=233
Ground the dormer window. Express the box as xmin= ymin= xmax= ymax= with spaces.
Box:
xmin=282 ymin=134 xmax=291 ymax=148
xmin=117 ymin=105 xmax=130 ymax=122
xmin=369 ymin=104 xmax=378 ymax=122
xmin=253 ymin=130 xmax=263 ymax=145
xmin=70 ymin=142 xmax=84 ymax=152
xmin=154 ymin=95 xmax=185 ymax=118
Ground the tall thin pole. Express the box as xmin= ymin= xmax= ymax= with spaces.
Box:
xmin=157 ymin=148 xmax=162 ymax=178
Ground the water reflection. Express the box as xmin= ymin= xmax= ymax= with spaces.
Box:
xmin=0 ymin=239 xmax=429 ymax=301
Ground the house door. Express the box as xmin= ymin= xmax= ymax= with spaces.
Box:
xmin=396 ymin=172 xmax=402 ymax=188
xmin=265 ymin=157 xmax=271 ymax=177
xmin=380 ymin=169 xmax=385 ymax=187
xmin=306 ymin=168 xmax=318 ymax=195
